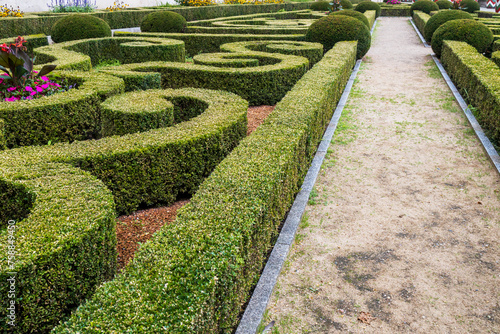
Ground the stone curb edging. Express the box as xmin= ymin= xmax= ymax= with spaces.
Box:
xmin=235 ymin=18 xmax=378 ymax=334
xmin=431 ymin=55 xmax=500 ymax=175
xmin=409 ymin=18 xmax=431 ymax=48
xmin=408 ymin=18 xmax=500 ymax=175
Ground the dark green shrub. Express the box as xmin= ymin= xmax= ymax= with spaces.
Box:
xmin=341 ymin=0 xmax=354 ymax=9
xmin=310 ymin=1 xmax=330 ymax=11
xmin=51 ymin=14 xmax=111 ymax=43
xmin=492 ymin=50 xmax=500 ymax=68
xmin=331 ymin=9 xmax=370 ymax=28
xmin=436 ymin=0 xmax=452 ymax=9
xmin=355 ymin=1 xmax=381 ymax=18
xmin=140 ymin=10 xmax=187 ymax=33
xmin=410 ymin=0 xmax=439 ymax=15
xmin=431 ymin=19 xmax=493 ymax=57
xmin=424 ymin=10 xmax=472 ymax=42
xmin=305 ymin=14 xmax=371 ymax=59
xmin=460 ymin=0 xmax=480 ymax=13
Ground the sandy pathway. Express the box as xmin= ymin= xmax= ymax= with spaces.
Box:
xmin=264 ymin=17 xmax=500 ymax=333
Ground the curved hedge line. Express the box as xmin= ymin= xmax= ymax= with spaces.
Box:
xmin=493 ymin=51 xmax=500 ymax=68
xmin=413 ymin=10 xmax=431 ymax=37
xmin=0 ymin=88 xmax=248 ymax=333
xmin=0 ymin=71 xmax=124 ymax=148
xmin=100 ymin=41 xmax=312 ymax=105
xmin=52 ymin=40 xmax=358 ymax=334
xmin=0 ymin=3 xmax=312 ymax=38
xmin=441 ymin=41 xmax=500 ymax=146
xmin=34 ymin=36 xmax=185 ymax=71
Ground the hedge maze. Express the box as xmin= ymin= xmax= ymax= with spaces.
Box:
xmin=8 ymin=3 xmax=497 ymax=333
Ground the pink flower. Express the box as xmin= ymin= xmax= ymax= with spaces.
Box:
xmin=5 ymin=96 xmax=18 ymax=102
xmin=36 ymin=86 xmax=43 ymax=93
xmin=41 ymin=83 xmax=49 ymax=89
xmin=25 ymin=86 xmax=33 ymax=92
xmin=30 ymin=91 xmax=37 ymax=96
xmin=40 ymin=76 xmax=49 ymax=81
xmin=25 ymin=96 xmax=32 ymax=100
xmin=7 ymin=86 xmax=17 ymax=92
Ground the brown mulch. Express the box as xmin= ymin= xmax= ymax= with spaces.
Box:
xmin=115 ymin=105 xmax=275 ymax=271
xmin=246 ymin=105 xmax=275 ymax=136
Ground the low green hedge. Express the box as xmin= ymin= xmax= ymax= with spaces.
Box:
xmin=380 ymin=5 xmax=411 ymax=17
xmin=441 ymin=40 xmax=500 ymax=146
xmin=0 ymin=3 xmax=312 ymax=38
xmin=100 ymin=41 xmax=312 ymax=105
xmin=423 ymin=10 xmax=473 ymax=42
xmin=413 ymin=10 xmax=431 ymax=37
xmin=364 ymin=9 xmax=377 ymax=27
xmin=0 ymin=163 xmax=117 ymax=334
xmin=115 ymin=31 xmax=305 ymax=56
xmin=52 ymin=40 xmax=358 ymax=334
xmin=493 ymin=51 xmax=500 ymax=68
xmin=0 ymin=88 xmax=248 ymax=333
xmin=0 ymin=71 xmax=124 ymax=148
xmin=494 ymin=39 xmax=500 ymax=52
xmin=34 ymin=36 xmax=185 ymax=71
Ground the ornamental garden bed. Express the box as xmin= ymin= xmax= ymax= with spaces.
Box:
xmin=1 ymin=2 xmax=498 ymax=333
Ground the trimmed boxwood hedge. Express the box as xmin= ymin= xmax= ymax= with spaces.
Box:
xmin=410 ymin=0 xmax=439 ymax=15
xmin=140 ymin=10 xmax=187 ymax=33
xmin=0 ymin=87 xmax=248 ymax=333
xmin=380 ymin=5 xmax=412 ymax=17
xmin=441 ymin=40 xmax=500 ymax=146
xmin=413 ymin=10 xmax=431 ymax=37
xmin=331 ymin=9 xmax=371 ymax=28
xmin=100 ymin=41 xmax=312 ymax=105
xmin=51 ymin=14 xmax=112 ymax=43
xmin=34 ymin=36 xmax=185 ymax=71
xmin=423 ymin=10 xmax=473 ymax=42
xmin=0 ymin=3 xmax=312 ymax=38
xmin=492 ymin=51 xmax=500 ymax=67
xmin=355 ymin=1 xmax=382 ymax=17
xmin=310 ymin=1 xmax=331 ymax=11
xmin=436 ymin=0 xmax=452 ymax=9
xmin=115 ymin=31 xmax=305 ymax=56
xmin=0 ymin=71 xmax=124 ymax=148
xmin=52 ymin=40 xmax=358 ymax=334
xmin=431 ymin=19 xmax=494 ymax=57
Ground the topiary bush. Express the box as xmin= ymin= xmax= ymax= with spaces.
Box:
xmin=355 ymin=1 xmax=381 ymax=17
xmin=460 ymin=0 xmax=480 ymax=13
xmin=436 ymin=0 xmax=452 ymax=9
xmin=305 ymin=14 xmax=371 ymax=59
xmin=330 ymin=9 xmax=370 ymax=28
xmin=341 ymin=0 xmax=354 ymax=9
xmin=51 ymin=14 xmax=111 ymax=43
xmin=410 ymin=0 xmax=439 ymax=15
xmin=310 ymin=0 xmax=330 ymax=11
xmin=431 ymin=19 xmax=494 ymax=57
xmin=140 ymin=10 xmax=187 ymax=33
xmin=424 ymin=10 xmax=472 ymax=42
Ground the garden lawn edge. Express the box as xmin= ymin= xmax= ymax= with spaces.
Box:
xmin=52 ymin=40 xmax=357 ymax=334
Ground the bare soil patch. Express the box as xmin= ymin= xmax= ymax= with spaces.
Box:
xmin=116 ymin=104 xmax=273 ymax=271
xmin=265 ymin=17 xmax=500 ymax=333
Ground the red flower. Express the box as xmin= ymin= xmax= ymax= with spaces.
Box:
xmin=14 ymin=36 xmax=27 ymax=50
xmin=0 ymin=43 xmax=9 ymax=53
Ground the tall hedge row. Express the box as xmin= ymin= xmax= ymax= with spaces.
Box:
xmin=52 ymin=40 xmax=358 ymax=334
xmin=441 ymin=41 xmax=500 ymax=146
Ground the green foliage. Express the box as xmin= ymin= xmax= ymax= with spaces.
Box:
xmin=52 ymin=40 xmax=358 ymax=334
xmin=355 ymin=1 xmax=381 ymax=17
xmin=331 ymin=9 xmax=370 ymax=28
xmin=140 ymin=10 xmax=187 ymax=33
xmin=436 ymin=0 xmax=452 ymax=9
xmin=460 ymin=0 xmax=479 ymax=13
xmin=100 ymin=41 xmax=312 ymax=105
xmin=410 ymin=0 xmax=438 ymax=15
xmin=310 ymin=0 xmax=330 ymax=11
xmin=431 ymin=19 xmax=493 ymax=57
xmin=492 ymin=51 xmax=500 ymax=68
xmin=341 ymin=0 xmax=354 ymax=9
xmin=50 ymin=14 xmax=111 ymax=43
xmin=305 ymin=14 xmax=371 ymax=58
xmin=412 ymin=9 xmax=430 ymax=36
xmin=0 ymin=71 xmax=124 ymax=148
xmin=424 ymin=10 xmax=472 ymax=42
xmin=441 ymin=41 xmax=500 ymax=146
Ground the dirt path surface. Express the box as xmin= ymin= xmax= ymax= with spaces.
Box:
xmin=264 ymin=17 xmax=500 ymax=333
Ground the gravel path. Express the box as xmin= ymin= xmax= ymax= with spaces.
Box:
xmin=264 ymin=17 xmax=500 ymax=333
